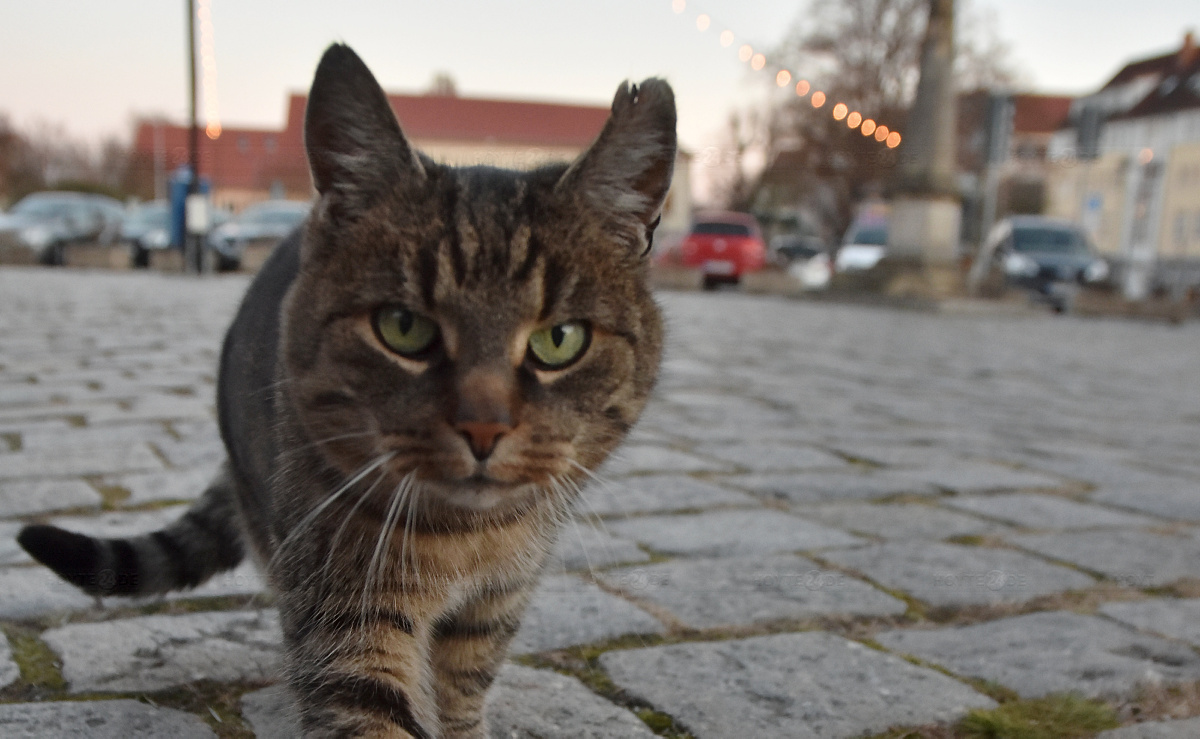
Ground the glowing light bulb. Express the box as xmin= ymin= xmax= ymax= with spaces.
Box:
xmin=738 ymin=44 xmax=753 ymax=62
xmin=720 ymin=30 xmax=734 ymax=47
xmin=672 ymin=0 xmax=685 ymax=13
xmin=886 ymin=132 xmax=901 ymax=148
xmin=696 ymin=14 xmax=710 ymax=31
xmin=811 ymin=91 xmax=826 ymax=108
xmin=874 ymin=125 xmax=889 ymax=142
xmin=832 ymin=103 xmax=848 ymax=120
xmin=795 ymin=80 xmax=810 ymax=96
xmin=751 ymin=53 xmax=765 ymax=70
xmin=776 ymin=70 xmax=791 ymax=87
xmin=847 ymin=111 xmax=862 ymax=128
xmin=861 ymin=119 xmax=877 ymax=136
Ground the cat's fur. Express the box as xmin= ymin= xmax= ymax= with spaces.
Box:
xmin=17 ymin=44 xmax=675 ymax=738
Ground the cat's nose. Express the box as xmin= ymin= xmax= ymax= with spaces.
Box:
xmin=456 ymin=421 xmax=510 ymax=461
xmin=454 ymin=368 xmax=517 ymax=461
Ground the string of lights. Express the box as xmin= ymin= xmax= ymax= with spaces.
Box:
xmin=197 ymin=0 xmax=221 ymax=140
xmin=670 ymin=0 xmax=901 ymax=149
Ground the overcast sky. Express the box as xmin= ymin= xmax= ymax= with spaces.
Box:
xmin=1 ymin=0 xmax=1196 ymax=155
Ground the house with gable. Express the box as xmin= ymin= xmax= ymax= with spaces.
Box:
xmin=1047 ymin=32 xmax=1200 ymax=296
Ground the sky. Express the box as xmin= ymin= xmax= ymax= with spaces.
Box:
xmin=1 ymin=0 xmax=1196 ymax=160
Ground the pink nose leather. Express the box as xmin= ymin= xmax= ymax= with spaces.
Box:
xmin=456 ymin=421 xmax=510 ymax=460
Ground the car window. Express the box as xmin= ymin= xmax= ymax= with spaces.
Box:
xmin=692 ymin=222 xmax=750 ymax=237
xmin=1011 ymin=226 xmax=1089 ymax=255
xmin=848 ymin=226 xmax=887 ymax=246
xmin=12 ymin=197 xmax=80 ymax=219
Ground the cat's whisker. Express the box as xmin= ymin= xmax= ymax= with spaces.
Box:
xmin=290 ymin=430 xmax=377 ymax=455
xmin=399 ymin=479 xmax=421 ymax=590
xmin=268 ymin=452 xmax=395 ymax=572
xmin=360 ymin=473 xmax=411 ymax=619
xmin=308 ymin=465 xmax=391 ymax=601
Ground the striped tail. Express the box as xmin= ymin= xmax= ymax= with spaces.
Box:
xmin=17 ymin=464 xmax=245 ymax=597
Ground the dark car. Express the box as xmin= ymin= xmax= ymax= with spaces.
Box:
xmin=672 ymin=211 xmax=767 ymax=289
xmin=121 ymin=200 xmax=172 ymax=268
xmin=0 ymin=191 xmax=124 ymax=265
xmin=969 ymin=216 xmax=1110 ymax=311
xmin=207 ymin=200 xmax=310 ymax=271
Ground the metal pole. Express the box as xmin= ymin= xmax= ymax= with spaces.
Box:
xmin=186 ymin=0 xmax=201 ymax=274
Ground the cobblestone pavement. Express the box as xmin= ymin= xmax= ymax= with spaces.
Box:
xmin=1 ymin=267 xmax=1199 ymax=737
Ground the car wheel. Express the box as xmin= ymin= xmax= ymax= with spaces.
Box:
xmin=43 ymin=242 xmax=66 ymax=267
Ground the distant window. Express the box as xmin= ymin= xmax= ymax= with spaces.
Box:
xmin=1174 ymin=213 xmax=1186 ymax=247
xmin=1159 ymin=76 xmax=1178 ymax=95
xmin=691 ymin=222 xmax=751 ymax=237
xmin=264 ymin=137 xmax=277 ymax=153
xmin=237 ymin=136 xmax=250 ymax=153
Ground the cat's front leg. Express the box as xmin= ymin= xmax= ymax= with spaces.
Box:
xmin=430 ymin=580 xmax=537 ymax=738
xmin=280 ymin=593 xmax=440 ymax=738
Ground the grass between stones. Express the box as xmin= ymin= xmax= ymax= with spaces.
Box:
xmin=140 ymin=680 xmax=261 ymax=739
xmin=957 ymin=694 xmax=1120 ymax=738
xmin=517 ymin=636 xmax=695 ymax=738
xmin=867 ymin=694 xmax=1119 ymax=738
xmin=0 ymin=623 xmax=66 ymax=702
xmin=0 ymin=432 xmax=20 ymax=451
xmin=90 ymin=479 xmax=131 ymax=510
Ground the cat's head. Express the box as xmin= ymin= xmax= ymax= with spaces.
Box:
xmin=280 ymin=44 xmax=674 ymax=517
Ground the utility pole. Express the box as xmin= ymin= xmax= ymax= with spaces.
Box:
xmin=185 ymin=0 xmax=206 ymax=274
xmin=881 ymin=0 xmax=963 ymax=299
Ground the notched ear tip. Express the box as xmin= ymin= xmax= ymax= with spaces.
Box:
xmin=610 ymin=78 xmax=677 ymax=125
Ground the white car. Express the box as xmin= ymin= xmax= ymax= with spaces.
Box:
xmin=835 ymin=219 xmax=888 ymax=272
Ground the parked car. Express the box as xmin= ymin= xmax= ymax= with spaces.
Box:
xmin=207 ymin=200 xmax=309 ymax=271
xmin=674 ymin=211 xmax=767 ymax=289
xmin=0 ymin=191 xmax=124 ymax=265
xmin=968 ymin=215 xmax=1110 ymax=312
xmin=834 ymin=216 xmax=889 ymax=273
xmin=121 ymin=200 xmax=172 ymax=268
xmin=769 ymin=233 xmax=832 ymax=290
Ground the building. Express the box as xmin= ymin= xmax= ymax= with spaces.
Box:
xmin=130 ymin=89 xmax=692 ymax=234
xmin=958 ymin=91 xmax=1075 ymax=246
xmin=1047 ymin=32 xmax=1200 ymax=296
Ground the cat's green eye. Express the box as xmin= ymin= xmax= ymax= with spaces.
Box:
xmin=373 ymin=307 xmax=439 ymax=358
xmin=527 ymin=321 xmax=590 ymax=370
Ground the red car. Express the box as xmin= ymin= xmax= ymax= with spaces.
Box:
xmin=674 ymin=211 xmax=767 ymax=289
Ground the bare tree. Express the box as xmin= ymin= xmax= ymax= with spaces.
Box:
xmin=731 ymin=0 xmax=1019 ymax=240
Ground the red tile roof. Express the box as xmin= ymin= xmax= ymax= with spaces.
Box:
xmin=1012 ymin=94 xmax=1073 ymax=134
xmin=136 ymin=91 xmax=612 ymax=196
xmin=280 ymin=92 xmax=610 ymax=149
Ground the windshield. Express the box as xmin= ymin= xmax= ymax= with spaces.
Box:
xmin=238 ymin=205 xmax=307 ymax=226
xmin=848 ymin=226 xmax=887 ymax=246
xmin=1012 ymin=226 xmax=1090 ymax=255
xmin=126 ymin=203 xmax=170 ymax=228
xmin=11 ymin=197 xmax=81 ymax=219
xmin=692 ymin=221 xmax=751 ymax=237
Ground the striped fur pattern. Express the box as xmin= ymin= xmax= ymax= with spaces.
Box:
xmin=19 ymin=44 xmax=675 ymax=738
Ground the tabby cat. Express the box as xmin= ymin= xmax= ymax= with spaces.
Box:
xmin=17 ymin=44 xmax=675 ymax=738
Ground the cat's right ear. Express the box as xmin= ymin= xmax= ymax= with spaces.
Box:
xmin=557 ymin=78 xmax=677 ymax=256
xmin=304 ymin=44 xmax=425 ymax=208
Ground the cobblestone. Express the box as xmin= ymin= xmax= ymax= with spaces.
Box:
xmin=607 ymin=508 xmax=864 ymax=556
xmin=822 ymin=540 xmax=1096 ymax=607
xmin=877 ymin=611 xmax=1200 ymax=698
xmin=2 ymin=270 xmax=1198 ymax=735
xmin=598 ymin=553 xmax=906 ymax=629
xmin=600 ymin=632 xmax=996 ymax=738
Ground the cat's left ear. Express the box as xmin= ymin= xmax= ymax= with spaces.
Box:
xmin=558 ymin=78 xmax=677 ymax=255
xmin=304 ymin=44 xmax=425 ymax=207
